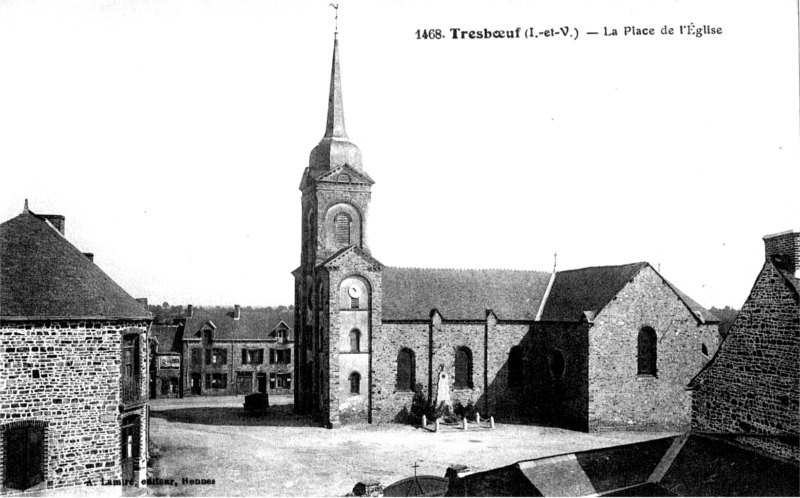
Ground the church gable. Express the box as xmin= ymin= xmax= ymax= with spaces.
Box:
xmin=319 ymin=245 xmax=383 ymax=272
xmin=316 ymin=164 xmax=374 ymax=185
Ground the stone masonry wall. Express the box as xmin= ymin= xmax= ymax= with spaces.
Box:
xmin=372 ymin=322 xmax=430 ymax=423
xmin=529 ymin=321 xmax=590 ymax=430
xmin=484 ymin=318 xmax=532 ymax=420
xmin=324 ymin=250 xmax=382 ymax=426
xmin=588 ymin=266 xmax=719 ymax=431
xmin=431 ymin=319 xmax=485 ymax=413
xmin=692 ymin=260 xmax=799 ymax=461
xmin=0 ymin=320 xmax=149 ymax=492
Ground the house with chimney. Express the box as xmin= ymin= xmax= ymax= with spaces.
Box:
xmin=689 ymin=229 xmax=800 ymax=462
xmin=0 ymin=202 xmax=151 ymax=492
xmin=180 ymin=305 xmax=294 ymax=397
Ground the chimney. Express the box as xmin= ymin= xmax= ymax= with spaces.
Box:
xmin=186 ymin=304 xmax=193 ymax=318
xmin=83 ymin=252 xmax=94 ymax=262
xmin=234 ymin=304 xmax=241 ymax=320
xmin=763 ymin=230 xmax=800 ymax=278
xmin=41 ymin=214 xmax=65 ymax=235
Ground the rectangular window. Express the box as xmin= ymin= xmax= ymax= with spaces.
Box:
xmin=170 ymin=378 xmax=179 ymax=393
xmin=269 ymin=373 xmax=276 ymax=390
xmin=271 ymin=349 xmax=291 ymax=365
xmin=210 ymin=373 xmax=227 ymax=389
xmin=211 ymin=348 xmax=227 ymax=365
xmin=205 ymin=373 xmax=212 ymax=388
xmin=242 ymin=349 xmax=264 ymax=364
xmin=277 ymin=373 xmax=292 ymax=390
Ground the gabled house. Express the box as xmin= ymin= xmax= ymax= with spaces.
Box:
xmin=181 ymin=306 xmax=294 ymax=397
xmin=0 ymin=203 xmax=151 ymax=492
xmin=689 ymin=229 xmax=799 ymax=461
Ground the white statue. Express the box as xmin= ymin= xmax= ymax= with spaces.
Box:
xmin=435 ymin=367 xmax=451 ymax=410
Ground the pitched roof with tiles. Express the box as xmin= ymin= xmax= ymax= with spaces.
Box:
xmin=0 ymin=209 xmax=152 ymax=320
xmin=183 ymin=307 xmax=293 ymax=341
xmin=540 ymin=262 xmax=717 ymax=323
xmin=382 ymin=267 xmax=552 ymax=321
xmin=151 ymin=323 xmax=184 ymax=353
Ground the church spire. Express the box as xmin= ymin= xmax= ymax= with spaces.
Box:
xmin=324 ymin=38 xmax=348 ymax=139
xmin=308 ymin=23 xmax=363 ymax=172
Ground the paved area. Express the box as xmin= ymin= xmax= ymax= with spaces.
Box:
xmin=147 ymin=396 xmax=678 ymax=497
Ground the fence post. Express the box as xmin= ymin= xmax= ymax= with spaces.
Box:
xmin=490 ymin=416 xmax=495 ymax=429
xmin=422 ymin=414 xmax=427 ymax=428
xmin=463 ymin=417 xmax=468 ymax=431
xmin=476 ymin=412 xmax=481 ymax=424
xmin=435 ymin=418 xmax=440 ymax=432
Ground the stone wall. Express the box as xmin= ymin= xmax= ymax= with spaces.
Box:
xmin=691 ymin=259 xmax=799 ymax=461
xmin=0 ymin=320 xmax=149 ymax=492
xmin=588 ymin=266 xmax=719 ymax=431
xmin=529 ymin=321 xmax=590 ymax=429
xmin=484 ymin=318 xmax=531 ymax=420
xmin=372 ymin=322 xmax=429 ymax=423
xmin=182 ymin=339 xmax=293 ymax=397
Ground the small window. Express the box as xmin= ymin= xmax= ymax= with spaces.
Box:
xmin=638 ymin=327 xmax=657 ymax=376
xmin=334 ymin=213 xmax=351 ymax=245
xmin=191 ymin=348 xmax=202 ymax=365
xmin=211 ymin=348 xmax=227 ymax=365
xmin=454 ymin=347 xmax=473 ymax=389
xmin=349 ymin=371 xmax=361 ymax=395
xmin=350 ymin=329 xmax=361 ymax=352
xmin=209 ymin=373 xmax=227 ymax=389
xmin=701 ymin=343 xmax=709 ymax=357
xmin=549 ymin=350 xmax=565 ymax=379
xmin=351 ymin=296 xmax=359 ymax=309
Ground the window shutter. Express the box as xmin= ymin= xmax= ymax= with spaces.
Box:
xmin=205 ymin=374 xmax=212 ymax=388
xmin=334 ymin=213 xmax=351 ymax=245
xmin=287 ymin=349 xmax=291 ymax=364
xmin=221 ymin=349 xmax=227 ymax=365
xmin=205 ymin=349 xmax=211 ymax=365
xmin=258 ymin=349 xmax=264 ymax=364
xmin=270 ymin=349 xmax=276 ymax=364
xmin=221 ymin=374 xmax=228 ymax=389
xmin=242 ymin=349 xmax=248 ymax=365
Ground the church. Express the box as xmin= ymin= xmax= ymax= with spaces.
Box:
xmin=293 ymin=35 xmax=720 ymax=431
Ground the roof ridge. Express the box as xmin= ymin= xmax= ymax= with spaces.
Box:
xmin=386 ymin=266 xmax=550 ymax=274
xmin=556 ymin=261 xmax=648 ymax=274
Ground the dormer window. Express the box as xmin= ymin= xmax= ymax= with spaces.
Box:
xmin=277 ymin=328 xmax=286 ymax=343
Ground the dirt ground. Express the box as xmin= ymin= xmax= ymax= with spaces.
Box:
xmin=147 ymin=396 xmax=677 ymax=497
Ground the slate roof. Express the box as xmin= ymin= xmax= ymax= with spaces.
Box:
xmin=184 ymin=307 xmax=293 ymax=341
xmin=382 ymin=267 xmax=552 ymax=321
xmin=151 ymin=323 xmax=184 ymax=353
xmin=0 ymin=209 xmax=152 ymax=320
xmin=540 ymin=262 xmax=717 ymax=324
xmin=539 ymin=262 xmax=647 ymax=322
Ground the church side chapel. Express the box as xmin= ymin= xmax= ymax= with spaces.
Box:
xmin=293 ymin=32 xmax=720 ymax=431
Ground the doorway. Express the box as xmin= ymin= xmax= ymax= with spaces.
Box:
xmin=257 ymin=373 xmax=267 ymax=393
xmin=190 ymin=373 xmax=202 ymax=395
xmin=121 ymin=415 xmax=140 ymax=483
xmin=4 ymin=422 xmax=45 ymax=490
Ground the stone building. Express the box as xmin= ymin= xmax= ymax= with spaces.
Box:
xmin=181 ymin=306 xmax=294 ymax=397
xmin=0 ymin=203 xmax=151 ymax=492
xmin=149 ymin=322 xmax=184 ymax=399
xmin=293 ymin=37 xmax=719 ymax=430
xmin=689 ymin=229 xmax=799 ymax=461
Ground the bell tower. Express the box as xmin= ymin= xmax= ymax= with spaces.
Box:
xmin=294 ymin=32 xmax=376 ymax=420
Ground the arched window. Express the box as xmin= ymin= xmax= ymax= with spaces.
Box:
xmin=334 ymin=213 xmax=351 ymax=245
xmin=350 ymin=329 xmax=361 ymax=352
xmin=349 ymin=371 xmax=361 ymax=395
xmin=508 ymin=346 xmax=523 ymax=388
xmin=638 ymin=327 xmax=657 ymax=376
xmin=454 ymin=347 xmax=473 ymax=389
xmin=549 ymin=350 xmax=565 ymax=379
xmin=396 ymin=348 xmax=415 ymax=391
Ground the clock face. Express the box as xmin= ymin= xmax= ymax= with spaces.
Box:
xmin=348 ymin=285 xmax=362 ymax=298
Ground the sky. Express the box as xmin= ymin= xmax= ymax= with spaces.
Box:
xmin=1 ymin=0 xmax=798 ymax=309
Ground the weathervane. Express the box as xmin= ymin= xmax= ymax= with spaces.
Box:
xmin=329 ymin=3 xmax=339 ymax=38
xmin=553 ymin=252 xmax=558 ymax=273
